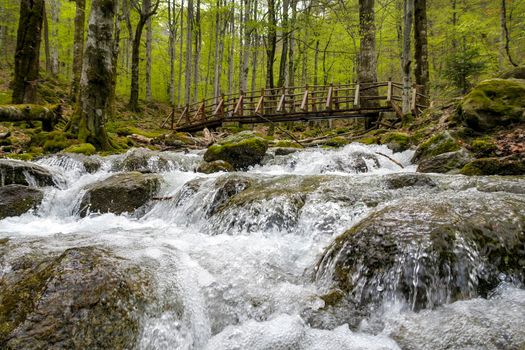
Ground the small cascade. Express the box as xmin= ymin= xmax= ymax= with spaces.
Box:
xmin=1 ymin=144 xmax=524 ymax=349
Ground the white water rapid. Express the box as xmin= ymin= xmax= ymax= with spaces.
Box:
xmin=1 ymin=143 xmax=524 ymax=350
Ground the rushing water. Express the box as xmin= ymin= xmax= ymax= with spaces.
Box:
xmin=1 ymin=144 xmax=524 ymax=350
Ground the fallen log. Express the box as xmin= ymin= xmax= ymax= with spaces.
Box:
xmin=0 ymin=104 xmax=62 ymax=131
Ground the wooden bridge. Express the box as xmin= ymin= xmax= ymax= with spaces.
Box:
xmin=163 ymin=81 xmax=428 ymax=132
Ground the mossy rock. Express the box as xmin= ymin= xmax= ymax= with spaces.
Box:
xmin=204 ymin=131 xmax=269 ymax=170
xmin=411 ymin=131 xmax=460 ymax=163
xmin=197 ymin=160 xmax=234 ymax=174
xmin=315 ymin=191 xmax=525 ymax=312
xmin=0 ymin=159 xmax=56 ymax=187
xmin=460 ymin=154 xmax=525 ymax=176
xmin=0 ymin=185 xmax=43 ymax=219
xmin=381 ymin=132 xmax=412 ymax=153
xmin=0 ymin=246 xmax=153 ymax=349
xmin=273 ymin=140 xmax=302 ymax=148
xmin=460 ymin=78 xmax=525 ymax=131
xmin=417 ymin=149 xmax=474 ymax=174
xmin=325 ymin=136 xmax=348 ymax=148
xmin=79 ymin=172 xmax=162 ymax=217
xmin=115 ymin=148 xmax=170 ymax=173
xmin=30 ymin=130 xmax=76 ymax=153
xmin=356 ymin=136 xmax=380 ymax=145
xmin=62 ymin=143 xmax=96 ymax=156
xmin=470 ymin=136 xmax=498 ymax=157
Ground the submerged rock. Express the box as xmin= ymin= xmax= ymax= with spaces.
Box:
xmin=197 ymin=160 xmax=234 ymax=174
xmin=384 ymin=173 xmax=437 ymax=189
xmin=416 ymin=149 xmax=473 ymax=174
xmin=460 ymin=153 xmax=525 ymax=176
xmin=204 ymin=131 xmax=269 ymax=170
xmin=315 ymin=191 xmax=525 ymax=312
xmin=79 ymin=172 xmax=162 ymax=216
xmin=0 ymin=159 xmax=56 ymax=187
xmin=460 ymin=78 xmax=525 ymax=131
xmin=0 ymin=246 xmax=152 ymax=349
xmin=0 ymin=185 xmax=43 ymax=219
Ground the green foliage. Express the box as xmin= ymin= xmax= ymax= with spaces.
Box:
xmin=443 ymin=46 xmax=486 ymax=92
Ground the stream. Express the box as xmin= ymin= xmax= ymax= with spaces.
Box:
xmin=1 ymin=143 xmax=524 ymax=350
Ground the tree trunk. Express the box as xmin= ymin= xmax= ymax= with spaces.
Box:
xmin=0 ymin=104 xmax=61 ymax=131
xmin=227 ymin=0 xmax=234 ymax=94
xmin=213 ymin=0 xmax=222 ymax=98
xmin=250 ymin=0 xmax=258 ymax=91
xmin=70 ymin=0 xmax=86 ymax=101
xmin=177 ymin=0 xmax=185 ymax=107
xmin=287 ymin=0 xmax=296 ymax=87
xmin=193 ymin=0 xmax=201 ymax=103
xmin=49 ymin=0 xmax=60 ymax=76
xmin=185 ymin=0 xmax=193 ymax=105
xmin=240 ymin=0 xmax=251 ymax=92
xmin=70 ymin=0 xmax=118 ymax=150
xmin=358 ymin=0 xmax=378 ymax=128
xmin=313 ymin=39 xmax=319 ymax=86
xmin=402 ymin=0 xmax=414 ymax=115
xmin=266 ymin=0 xmax=276 ymax=89
xmin=414 ymin=0 xmax=429 ymax=98
xmin=12 ymin=0 xmax=44 ymax=104
xmin=278 ymin=0 xmax=289 ymax=88
xmin=129 ymin=17 xmax=147 ymax=111
xmin=145 ymin=15 xmax=153 ymax=102
xmin=108 ymin=0 xmax=122 ymax=116
xmin=43 ymin=2 xmax=52 ymax=75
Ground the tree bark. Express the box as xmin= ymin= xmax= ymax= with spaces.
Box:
xmin=12 ymin=0 xmax=44 ymax=104
xmin=357 ymin=0 xmax=379 ymax=128
xmin=240 ymin=0 xmax=251 ymax=92
xmin=70 ymin=0 xmax=86 ymax=101
xmin=193 ymin=0 xmax=201 ymax=103
xmin=145 ymin=14 xmax=153 ymax=102
xmin=402 ymin=0 xmax=414 ymax=115
xmin=185 ymin=0 xmax=193 ymax=104
xmin=266 ymin=0 xmax=277 ymax=89
xmin=414 ymin=0 xmax=429 ymax=98
xmin=227 ymin=0 xmax=234 ymax=94
xmin=278 ymin=0 xmax=289 ymax=88
xmin=69 ymin=0 xmax=118 ymax=150
xmin=177 ymin=0 xmax=184 ymax=107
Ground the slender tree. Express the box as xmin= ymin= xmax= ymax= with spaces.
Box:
xmin=128 ymin=0 xmax=160 ymax=111
xmin=266 ymin=0 xmax=277 ymax=89
xmin=145 ymin=12 xmax=153 ymax=102
xmin=500 ymin=0 xmax=518 ymax=67
xmin=12 ymin=0 xmax=45 ymax=104
xmin=357 ymin=0 xmax=378 ymax=128
xmin=414 ymin=0 xmax=429 ymax=98
xmin=70 ymin=0 xmax=86 ymax=101
xmin=402 ymin=0 xmax=414 ymax=114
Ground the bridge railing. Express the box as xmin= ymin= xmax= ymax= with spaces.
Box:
xmin=163 ymin=81 xmax=429 ymax=130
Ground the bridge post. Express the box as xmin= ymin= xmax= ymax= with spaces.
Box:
xmin=255 ymin=88 xmax=265 ymax=114
xmin=354 ymin=83 xmax=360 ymax=108
xmin=326 ymin=83 xmax=333 ymax=111
xmin=300 ymin=85 xmax=309 ymax=112
xmin=277 ymin=86 xmax=286 ymax=112
xmin=386 ymin=79 xmax=393 ymax=103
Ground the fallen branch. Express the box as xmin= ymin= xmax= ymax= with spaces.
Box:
xmin=375 ymin=152 xmax=404 ymax=168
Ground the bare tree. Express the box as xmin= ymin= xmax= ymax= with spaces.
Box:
xmin=500 ymin=0 xmax=518 ymax=67
xmin=70 ymin=0 xmax=86 ymax=101
xmin=266 ymin=0 xmax=277 ymax=88
xmin=402 ymin=0 xmax=414 ymax=114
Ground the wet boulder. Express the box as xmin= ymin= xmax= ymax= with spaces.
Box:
xmin=384 ymin=173 xmax=437 ymax=189
xmin=460 ymin=153 xmax=525 ymax=176
xmin=381 ymin=132 xmax=412 ymax=153
xmin=0 ymin=185 xmax=43 ymax=219
xmin=460 ymin=78 xmax=525 ymax=131
xmin=0 ymin=159 xmax=56 ymax=187
xmin=416 ymin=149 xmax=473 ymax=174
xmin=203 ymin=131 xmax=269 ymax=170
xmin=79 ymin=172 xmax=162 ymax=216
xmin=411 ymin=131 xmax=460 ymax=164
xmin=115 ymin=148 xmax=171 ymax=173
xmin=0 ymin=246 xmax=152 ymax=349
xmin=197 ymin=160 xmax=234 ymax=174
xmin=315 ymin=191 xmax=525 ymax=312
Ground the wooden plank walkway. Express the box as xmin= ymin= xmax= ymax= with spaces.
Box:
xmin=162 ymin=81 xmax=429 ymax=133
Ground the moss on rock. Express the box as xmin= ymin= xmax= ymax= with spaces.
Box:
xmin=381 ymin=132 xmax=412 ymax=153
xmin=460 ymin=78 xmax=525 ymax=131
xmin=417 ymin=149 xmax=474 ymax=174
xmin=197 ymin=160 xmax=234 ymax=174
xmin=470 ymin=136 xmax=498 ymax=157
xmin=412 ymin=131 xmax=460 ymax=163
xmin=0 ymin=185 xmax=43 ymax=219
xmin=204 ymin=132 xmax=269 ymax=170
xmin=325 ymin=137 xmax=349 ymax=148
xmin=0 ymin=159 xmax=56 ymax=186
xmin=63 ymin=143 xmax=96 ymax=155
xmin=460 ymin=154 xmax=525 ymax=176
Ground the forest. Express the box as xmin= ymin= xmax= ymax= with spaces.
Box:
xmin=0 ymin=1 xmax=525 ymax=349
xmin=1 ymin=0 xmax=524 ymax=108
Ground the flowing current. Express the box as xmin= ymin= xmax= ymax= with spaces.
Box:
xmin=1 ymin=143 xmax=524 ymax=350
